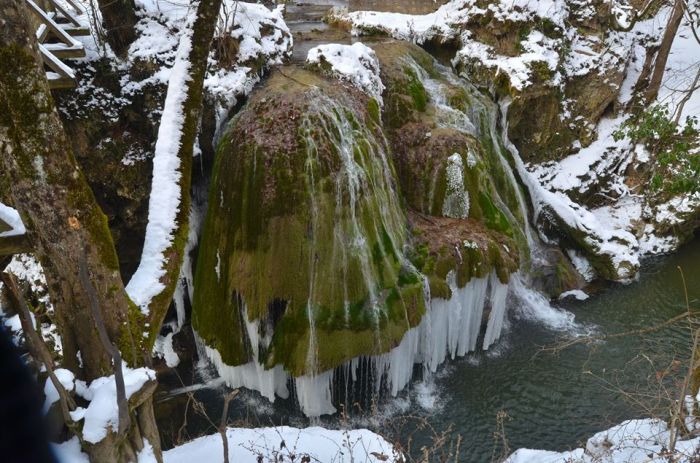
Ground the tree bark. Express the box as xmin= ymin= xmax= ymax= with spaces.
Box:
xmin=0 ymin=1 xmax=159 ymax=461
xmin=645 ymin=0 xmax=685 ymax=103
xmin=1 ymin=0 xmax=224 ymax=459
xmin=0 ymin=0 xmax=142 ymax=382
xmin=96 ymin=0 xmax=138 ymax=56
xmin=131 ymin=0 xmax=223 ymax=346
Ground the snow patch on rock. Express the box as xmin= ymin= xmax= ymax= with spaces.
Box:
xmin=307 ymin=43 xmax=385 ymax=105
xmin=507 ymin=418 xmax=700 ymax=463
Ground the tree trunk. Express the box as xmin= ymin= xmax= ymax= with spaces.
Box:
xmin=0 ymin=1 xmax=159 ymax=461
xmin=96 ymin=0 xmax=138 ymax=56
xmin=645 ymin=0 xmax=685 ymax=103
xmin=129 ymin=0 xmax=223 ymax=346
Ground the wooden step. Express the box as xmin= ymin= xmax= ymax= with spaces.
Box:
xmin=46 ymin=73 xmax=77 ymax=89
xmin=44 ymin=42 xmax=86 ymax=59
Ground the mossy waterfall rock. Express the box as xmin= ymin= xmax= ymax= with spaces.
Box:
xmin=193 ymin=43 xmax=529 ymax=401
xmin=192 ymin=67 xmax=424 ymax=377
xmin=370 ymin=41 xmax=523 ymax=294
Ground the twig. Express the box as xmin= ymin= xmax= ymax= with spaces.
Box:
xmin=78 ymin=252 xmax=131 ymax=435
xmin=219 ymin=390 xmax=238 ymax=463
xmin=673 ymin=66 xmax=700 ymax=124
xmin=0 ymin=272 xmax=80 ymax=438
xmin=668 ymin=266 xmax=698 ymax=457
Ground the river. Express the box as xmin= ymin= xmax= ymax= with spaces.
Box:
xmin=156 ymin=235 xmax=699 ymax=461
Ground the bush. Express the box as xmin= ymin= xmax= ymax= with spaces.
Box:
xmin=614 ymin=105 xmax=699 ymax=196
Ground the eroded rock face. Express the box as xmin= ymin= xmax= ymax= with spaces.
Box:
xmin=452 ymin=13 xmax=629 ymax=164
xmin=192 ymin=67 xmax=425 ymax=376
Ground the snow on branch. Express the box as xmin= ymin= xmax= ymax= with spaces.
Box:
xmin=0 ymin=202 xmax=26 ymax=237
xmin=125 ymin=2 xmax=200 ymax=314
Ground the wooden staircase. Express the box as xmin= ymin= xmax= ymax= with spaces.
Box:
xmin=26 ymin=0 xmax=89 ymax=89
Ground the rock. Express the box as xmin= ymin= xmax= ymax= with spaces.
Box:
xmin=370 ymin=40 xmax=523 ymax=285
xmin=192 ymin=66 xmax=424 ymax=376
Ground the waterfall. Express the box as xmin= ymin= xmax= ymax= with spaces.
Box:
xmin=194 ymin=61 xmax=550 ymax=417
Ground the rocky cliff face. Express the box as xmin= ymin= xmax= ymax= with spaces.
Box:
xmin=337 ymin=0 xmax=699 ymax=282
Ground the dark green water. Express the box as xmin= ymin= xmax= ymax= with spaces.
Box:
xmin=388 ymin=236 xmax=700 ymax=461
xmin=159 ymin=236 xmax=700 ymax=462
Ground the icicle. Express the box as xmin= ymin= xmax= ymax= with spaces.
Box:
xmin=295 ymin=371 xmax=336 ymax=416
xmin=193 ymin=331 xmax=290 ymax=402
xmin=483 ymin=273 xmax=509 ymax=350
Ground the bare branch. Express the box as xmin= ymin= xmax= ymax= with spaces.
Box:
xmin=78 ymin=252 xmax=131 ymax=435
xmin=0 ymin=272 xmax=79 ymax=435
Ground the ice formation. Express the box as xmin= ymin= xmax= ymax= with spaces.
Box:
xmin=195 ymin=271 xmax=510 ymax=417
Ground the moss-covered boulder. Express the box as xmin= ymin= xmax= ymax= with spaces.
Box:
xmin=370 ymin=41 xmax=524 ymax=286
xmin=192 ymin=67 xmax=424 ymax=377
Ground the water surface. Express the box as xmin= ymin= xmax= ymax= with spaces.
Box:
xmin=158 ymin=237 xmax=700 ymax=462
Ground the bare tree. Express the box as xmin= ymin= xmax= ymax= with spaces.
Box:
xmin=645 ymin=0 xmax=686 ymax=103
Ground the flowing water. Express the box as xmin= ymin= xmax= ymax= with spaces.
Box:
xmin=160 ymin=236 xmax=700 ymax=462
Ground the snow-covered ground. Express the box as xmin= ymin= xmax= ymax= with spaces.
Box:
xmin=54 ymin=426 xmax=399 ymax=463
xmin=506 ymin=417 xmax=700 ymax=463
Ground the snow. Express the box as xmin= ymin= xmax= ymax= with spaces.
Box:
xmin=307 ymin=43 xmax=385 ymax=105
xmin=43 ymin=368 xmax=75 ymax=413
xmin=559 ymin=289 xmax=589 ymax=301
xmin=456 ymin=30 xmax=561 ymax=91
xmin=53 ymin=437 xmax=89 ymax=463
xmin=153 ymin=332 xmax=180 ymax=368
xmin=1 ymin=254 xmax=62 ymax=353
xmin=56 ymin=426 xmax=398 ymax=463
xmin=530 ymin=116 xmax=633 ymax=195
xmin=124 ymin=1 xmax=200 ymax=314
xmin=338 ymin=0 xmax=576 ymax=91
xmin=70 ymin=365 xmax=155 ymax=444
xmin=206 ymin=2 xmax=292 ymax=128
xmin=227 ymin=2 xmax=291 ymax=64
xmin=506 ymin=418 xmax=700 ymax=463
xmin=0 ymin=202 xmax=25 ymax=237
xmin=342 ymin=0 xmax=567 ymax=44
xmin=165 ymin=426 xmax=397 ymax=463
xmin=501 ymin=101 xmax=640 ymax=281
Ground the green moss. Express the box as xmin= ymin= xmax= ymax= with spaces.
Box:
xmin=529 ymin=60 xmax=553 ymax=83
xmin=192 ymin=69 xmax=423 ymax=375
xmin=367 ymin=98 xmax=381 ymax=126
xmin=478 ymin=191 xmax=513 ymax=236
xmin=403 ymin=66 xmax=429 ymax=112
